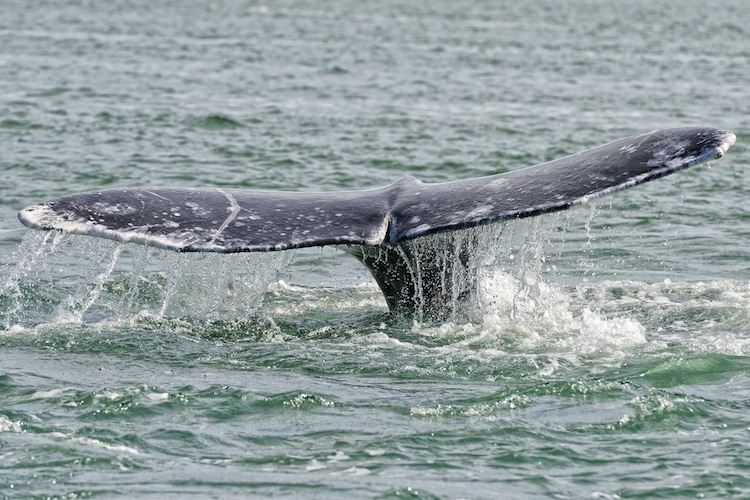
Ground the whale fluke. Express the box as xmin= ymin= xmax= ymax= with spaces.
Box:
xmin=18 ymin=127 xmax=736 ymax=318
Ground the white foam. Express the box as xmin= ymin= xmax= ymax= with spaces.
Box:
xmin=0 ymin=415 xmax=22 ymax=433
xmin=478 ymin=270 xmax=646 ymax=354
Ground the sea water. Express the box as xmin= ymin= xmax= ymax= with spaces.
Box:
xmin=2 ymin=0 xmax=750 ymax=498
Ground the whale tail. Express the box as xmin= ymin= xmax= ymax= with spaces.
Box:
xmin=18 ymin=127 xmax=736 ymax=319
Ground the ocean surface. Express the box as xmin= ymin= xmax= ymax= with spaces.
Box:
xmin=1 ymin=0 xmax=750 ymax=498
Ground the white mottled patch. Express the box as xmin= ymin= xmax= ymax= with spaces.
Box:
xmin=184 ymin=201 xmax=211 ymax=217
xmin=92 ymin=202 xmax=137 ymax=216
xmin=647 ymin=139 xmax=689 ymax=167
xmin=465 ymin=205 xmax=493 ymax=219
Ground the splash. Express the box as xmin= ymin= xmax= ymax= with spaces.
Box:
xmin=1 ymin=231 xmax=288 ymax=329
xmin=1 ymin=213 xmax=642 ymax=350
xmin=396 ymin=215 xmax=647 ymax=353
xmin=6 ymin=214 xmax=746 ymax=360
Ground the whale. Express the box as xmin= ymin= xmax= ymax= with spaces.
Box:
xmin=18 ymin=127 xmax=736 ymax=319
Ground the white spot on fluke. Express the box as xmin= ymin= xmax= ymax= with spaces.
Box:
xmin=465 ymin=205 xmax=493 ymax=219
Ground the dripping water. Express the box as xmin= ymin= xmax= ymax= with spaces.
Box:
xmin=1 ymin=216 xmax=564 ymax=328
xmin=372 ymin=216 xmax=555 ymax=322
xmin=1 ymin=231 xmax=289 ymax=329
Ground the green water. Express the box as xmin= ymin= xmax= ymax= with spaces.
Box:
xmin=2 ymin=0 xmax=750 ymax=498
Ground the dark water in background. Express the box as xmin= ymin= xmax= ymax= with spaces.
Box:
xmin=1 ymin=0 xmax=750 ymax=498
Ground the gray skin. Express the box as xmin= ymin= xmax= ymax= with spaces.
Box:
xmin=18 ymin=127 xmax=736 ymax=319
